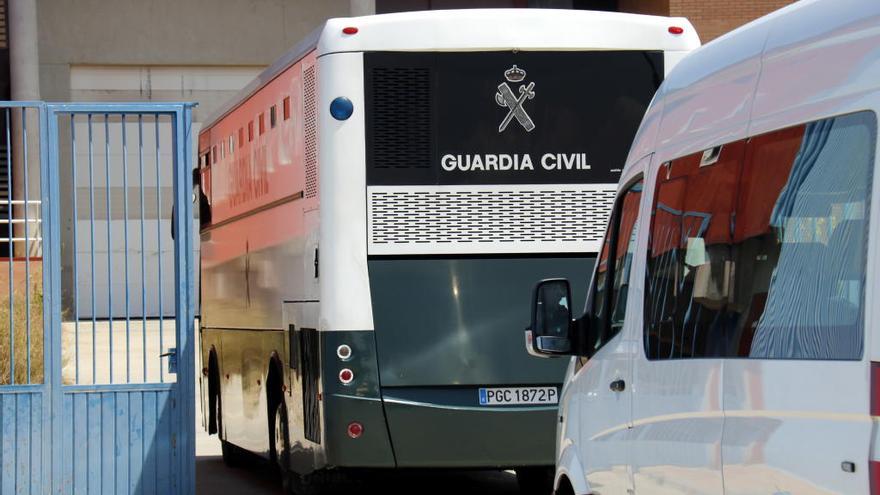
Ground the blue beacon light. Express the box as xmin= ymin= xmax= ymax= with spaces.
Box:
xmin=330 ymin=97 xmax=354 ymax=120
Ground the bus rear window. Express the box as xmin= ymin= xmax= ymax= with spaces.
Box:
xmin=644 ymin=111 xmax=876 ymax=361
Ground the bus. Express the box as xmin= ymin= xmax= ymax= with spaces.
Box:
xmin=196 ymin=8 xmax=699 ymax=493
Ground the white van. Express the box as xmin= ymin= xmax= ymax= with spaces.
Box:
xmin=525 ymin=0 xmax=880 ymax=493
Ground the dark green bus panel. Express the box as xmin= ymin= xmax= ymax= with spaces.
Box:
xmin=366 ymin=256 xmax=593 ymax=467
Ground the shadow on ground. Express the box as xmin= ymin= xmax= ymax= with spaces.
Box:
xmin=196 ymin=452 xmax=520 ymax=495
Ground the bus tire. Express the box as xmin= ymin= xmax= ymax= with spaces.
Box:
xmin=221 ymin=440 xmax=245 ymax=469
xmin=273 ymin=401 xmax=294 ymax=493
xmin=516 ymin=467 xmax=554 ymax=494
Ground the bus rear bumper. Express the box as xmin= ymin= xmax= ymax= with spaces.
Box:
xmin=381 ymin=392 xmax=558 ymax=469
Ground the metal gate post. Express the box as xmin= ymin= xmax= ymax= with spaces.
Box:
xmin=171 ymin=104 xmax=196 ymax=494
xmin=45 ymin=102 xmax=64 ymax=494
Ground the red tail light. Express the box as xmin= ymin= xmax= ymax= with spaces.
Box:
xmin=347 ymin=422 xmax=364 ymax=439
xmin=668 ymin=26 xmax=685 ymax=35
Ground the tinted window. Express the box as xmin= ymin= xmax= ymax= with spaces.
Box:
xmin=645 ymin=111 xmax=876 ymax=360
xmin=588 ymin=180 xmax=642 ymax=355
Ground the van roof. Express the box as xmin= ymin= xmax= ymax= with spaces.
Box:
xmin=624 ymin=0 xmax=880 ymax=172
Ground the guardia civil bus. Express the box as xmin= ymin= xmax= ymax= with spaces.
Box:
xmin=196 ymin=9 xmax=699 ymax=493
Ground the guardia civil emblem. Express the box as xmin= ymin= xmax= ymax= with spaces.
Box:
xmin=495 ymin=65 xmax=536 ymax=133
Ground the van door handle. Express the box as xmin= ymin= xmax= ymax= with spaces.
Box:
xmin=610 ymin=379 xmax=626 ymax=392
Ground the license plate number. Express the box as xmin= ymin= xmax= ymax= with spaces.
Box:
xmin=478 ymin=387 xmax=558 ymax=406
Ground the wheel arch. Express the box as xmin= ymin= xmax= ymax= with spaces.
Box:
xmin=556 ymin=441 xmax=591 ymax=495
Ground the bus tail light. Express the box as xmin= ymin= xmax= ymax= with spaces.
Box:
xmin=347 ymin=422 xmax=364 ymax=439
xmin=339 ymin=368 xmax=354 ymax=384
xmin=342 ymin=26 xmax=359 ymax=35
xmin=668 ymin=26 xmax=684 ymax=35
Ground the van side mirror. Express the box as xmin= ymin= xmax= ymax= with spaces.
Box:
xmin=525 ymin=278 xmax=574 ymax=357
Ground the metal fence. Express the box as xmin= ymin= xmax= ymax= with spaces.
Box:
xmin=0 ymin=101 xmax=195 ymax=495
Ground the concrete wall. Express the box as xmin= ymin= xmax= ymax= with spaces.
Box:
xmin=36 ymin=0 xmax=351 ymax=118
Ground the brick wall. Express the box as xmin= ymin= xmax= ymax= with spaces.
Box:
xmin=669 ymin=0 xmax=795 ymax=42
xmin=619 ymin=0 xmax=669 ymax=16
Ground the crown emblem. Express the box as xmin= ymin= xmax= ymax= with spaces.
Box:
xmin=504 ymin=65 xmax=526 ymax=83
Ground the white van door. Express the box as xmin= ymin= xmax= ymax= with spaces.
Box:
xmin=631 ymin=139 xmax=751 ymax=494
xmin=569 ymin=178 xmax=643 ymax=494
xmin=719 ymin=111 xmax=876 ymax=494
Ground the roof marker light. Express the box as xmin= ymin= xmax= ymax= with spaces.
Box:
xmin=330 ymin=97 xmax=354 ymax=121
xmin=668 ymin=26 xmax=685 ymax=35
xmin=342 ymin=26 xmax=359 ymax=35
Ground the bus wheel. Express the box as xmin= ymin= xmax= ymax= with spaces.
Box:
xmin=221 ymin=440 xmax=245 ymax=469
xmin=515 ymin=467 xmax=554 ymax=494
xmin=273 ymin=401 xmax=293 ymax=492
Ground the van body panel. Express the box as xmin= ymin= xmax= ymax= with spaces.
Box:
xmin=568 ymin=337 xmax=634 ymax=493
xmin=749 ymin=0 xmax=880 ymax=138
xmin=650 ymin=20 xmax=769 ymax=165
xmin=630 ymin=359 xmax=725 ymax=493
xmin=722 ymin=360 xmax=871 ymax=494
xmin=557 ymin=1 xmax=880 ymax=494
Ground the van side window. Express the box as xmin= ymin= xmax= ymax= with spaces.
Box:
xmin=644 ymin=111 xmax=876 ymax=360
xmin=587 ymin=180 xmax=642 ymax=355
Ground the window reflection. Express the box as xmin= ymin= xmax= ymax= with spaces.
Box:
xmin=645 ymin=111 xmax=875 ymax=360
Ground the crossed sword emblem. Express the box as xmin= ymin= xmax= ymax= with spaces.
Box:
xmin=495 ymin=81 xmax=536 ymax=133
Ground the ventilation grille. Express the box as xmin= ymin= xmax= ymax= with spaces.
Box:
xmin=368 ymin=185 xmax=617 ymax=254
xmin=303 ymin=65 xmax=318 ymax=199
xmin=0 ymin=1 xmax=6 ymax=49
xmin=369 ymin=67 xmax=431 ymax=172
xmin=300 ymin=327 xmax=321 ymax=444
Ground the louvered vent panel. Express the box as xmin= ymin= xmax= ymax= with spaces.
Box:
xmin=300 ymin=327 xmax=321 ymax=444
xmin=368 ymin=186 xmax=617 ymax=253
xmin=303 ymin=65 xmax=318 ymax=199
xmin=0 ymin=1 xmax=6 ymax=49
xmin=369 ymin=67 xmax=431 ymax=172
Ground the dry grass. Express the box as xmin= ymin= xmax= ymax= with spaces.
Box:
xmin=0 ymin=262 xmax=44 ymax=385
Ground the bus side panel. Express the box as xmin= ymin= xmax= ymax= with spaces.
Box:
xmin=198 ymin=52 xmax=320 ymax=459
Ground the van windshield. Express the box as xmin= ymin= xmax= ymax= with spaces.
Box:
xmin=645 ymin=111 xmax=876 ymax=360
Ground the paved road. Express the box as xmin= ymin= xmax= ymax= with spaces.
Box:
xmin=196 ymin=430 xmax=521 ymax=494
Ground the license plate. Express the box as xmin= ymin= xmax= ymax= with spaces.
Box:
xmin=478 ymin=387 xmax=558 ymax=406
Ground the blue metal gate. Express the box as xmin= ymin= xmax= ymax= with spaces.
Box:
xmin=0 ymin=101 xmax=195 ymax=494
